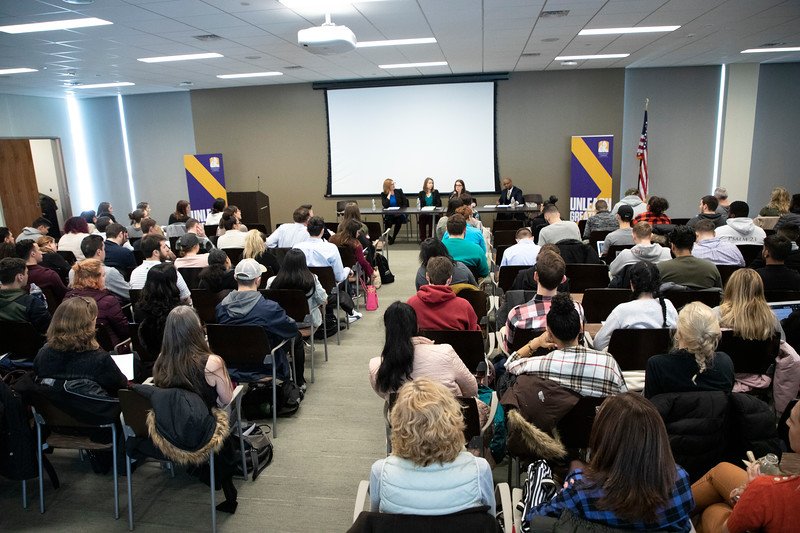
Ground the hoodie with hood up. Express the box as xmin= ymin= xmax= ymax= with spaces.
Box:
xmin=715 ymin=218 xmax=766 ymax=244
xmin=609 ymin=242 xmax=673 ymax=276
xmin=610 ymin=195 xmax=647 ymax=218
xmin=407 ymin=284 xmax=479 ymax=332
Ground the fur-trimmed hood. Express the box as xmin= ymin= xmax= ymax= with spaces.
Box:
xmin=506 ymin=409 xmax=566 ymax=461
xmin=146 ymin=408 xmax=229 ymax=466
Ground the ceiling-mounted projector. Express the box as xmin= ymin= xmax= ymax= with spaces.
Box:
xmin=298 ymin=13 xmax=356 ymax=55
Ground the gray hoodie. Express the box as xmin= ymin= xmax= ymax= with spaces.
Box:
xmin=15 ymin=227 xmax=43 ymax=243
xmin=610 ymin=195 xmax=647 ymax=217
xmin=610 ymin=242 xmax=672 ymax=275
xmin=218 ymin=290 xmax=262 ymax=318
xmin=715 ymin=218 xmax=766 ymax=244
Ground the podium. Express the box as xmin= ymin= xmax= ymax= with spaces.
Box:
xmin=227 ymin=191 xmax=271 ymax=233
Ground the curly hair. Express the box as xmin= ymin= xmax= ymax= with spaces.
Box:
xmin=47 ymin=297 xmax=99 ymax=352
xmin=673 ymin=302 xmax=720 ymax=373
xmin=64 ymin=216 xmax=89 ymax=235
xmin=71 ymin=258 xmax=105 ymax=290
xmin=390 ymin=379 xmax=465 ymax=467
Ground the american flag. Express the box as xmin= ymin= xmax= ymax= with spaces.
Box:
xmin=636 ymin=110 xmax=648 ymax=200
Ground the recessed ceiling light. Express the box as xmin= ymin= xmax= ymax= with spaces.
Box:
xmin=280 ymin=0 xmax=381 ymax=9
xmin=0 ymin=67 xmax=38 ymax=75
xmin=138 ymin=53 xmax=224 ymax=63
xmin=561 ymin=61 xmax=578 ymax=66
xmin=62 ymin=0 xmax=95 ymax=4
xmin=217 ymin=72 xmax=283 ymax=79
xmin=0 ymin=17 xmax=112 ymax=34
xmin=74 ymin=82 xmax=134 ymax=89
xmin=379 ymin=61 xmax=448 ymax=69
xmin=357 ymin=38 xmax=436 ymax=48
xmin=741 ymin=46 xmax=800 ymax=53
xmin=554 ymin=53 xmax=629 ymax=60
xmin=579 ymin=26 xmax=680 ymax=36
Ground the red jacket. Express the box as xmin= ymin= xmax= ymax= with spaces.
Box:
xmin=26 ymin=264 xmax=67 ymax=306
xmin=65 ymin=287 xmax=129 ymax=347
xmin=407 ymin=285 xmax=479 ymax=331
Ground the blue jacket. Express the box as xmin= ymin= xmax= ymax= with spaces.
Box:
xmin=104 ymin=240 xmax=137 ymax=271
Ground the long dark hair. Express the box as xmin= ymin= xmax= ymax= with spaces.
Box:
xmin=376 ymin=302 xmax=417 ymax=394
xmin=270 ymin=249 xmax=314 ymax=293
xmin=586 ymin=393 xmax=678 ymax=522
xmin=173 ymin=200 xmax=190 ymax=221
xmin=445 ymin=197 xmax=464 ymax=216
xmin=199 ymin=249 xmax=229 ymax=289
xmin=418 ymin=238 xmax=452 ymax=266
xmin=153 ymin=306 xmax=214 ymax=394
xmin=629 ymin=261 xmax=668 ymax=327
xmin=135 ymin=263 xmax=181 ymax=319
xmin=331 ymin=219 xmax=360 ymax=248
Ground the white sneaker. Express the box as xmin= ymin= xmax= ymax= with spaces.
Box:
xmin=347 ymin=314 xmax=361 ymax=324
xmin=351 ymin=311 xmax=363 ymax=319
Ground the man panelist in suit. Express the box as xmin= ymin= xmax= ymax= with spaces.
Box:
xmin=498 ymin=177 xmax=525 ymax=220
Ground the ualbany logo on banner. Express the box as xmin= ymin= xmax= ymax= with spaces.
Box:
xmin=184 ymin=153 xmax=227 ymax=223
xmin=570 ymin=135 xmax=613 ymax=222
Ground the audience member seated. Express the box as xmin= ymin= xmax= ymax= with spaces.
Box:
xmin=0 ymin=257 xmax=50 ymax=334
xmin=57 ymin=216 xmax=92 ymax=260
xmin=759 ymin=186 xmax=790 ymax=217
xmin=505 ymin=293 xmax=626 ymax=397
xmin=750 ymin=224 xmax=800 ymax=269
xmin=126 ymin=208 xmax=145 ymax=239
xmin=294 ymin=216 xmax=350 ymax=284
xmin=688 ymin=195 xmax=727 ymax=229
xmin=330 ymin=219 xmax=374 ymax=279
xmin=713 ymin=187 xmax=731 ymax=215
xmin=756 ymin=234 xmax=800 ymax=291
xmin=168 ymin=200 xmax=191 ymax=225
xmin=368 ymin=379 xmax=494 ymax=515
xmin=508 ymin=244 xmax=571 ymax=292
xmin=407 ymin=257 xmax=479 ymax=332
xmin=368 ymin=302 xmax=477 ymax=400
xmin=0 ymin=242 xmax=15 ymax=258
xmin=691 ymin=400 xmax=800 ymax=533
xmin=632 ymin=195 xmax=672 ymax=226
xmin=36 ymin=235 xmax=71 ymax=283
xmin=217 ymin=205 xmax=248 ymax=236
xmin=129 ymin=235 xmax=191 ymax=302
xmin=130 ymin=217 xmax=164 ymax=253
xmin=594 ymin=261 xmax=678 ymax=351
xmin=457 ymin=204 xmax=483 ymax=231
xmin=692 ymin=219 xmax=745 ymax=266
xmin=205 ymin=198 xmax=226 ymax=227
xmin=644 ymin=302 xmax=733 ymax=398
xmin=415 ymin=238 xmax=476 ymax=290
xmin=65 ymin=259 xmax=129 ymax=347
xmin=80 ymin=210 xmax=98 ymax=233
xmin=17 ymin=239 xmax=67 ymax=306
xmin=134 ymin=263 xmax=183 ymax=356
xmin=582 ymin=199 xmax=618 ymax=239
xmin=442 ymin=215 xmax=488 ymax=279
xmin=184 ymin=218 xmax=214 ymax=252
xmin=611 ymin=188 xmax=647 ymax=217
xmin=216 ymin=258 xmax=297 ymax=382
xmin=15 ymin=217 xmax=51 ymax=243
xmin=267 ymin=206 xmax=311 ymax=249
xmin=103 ymin=223 xmax=137 ymax=272
xmin=537 ymin=204 xmax=581 ymax=245
xmin=70 ymin=235 xmax=131 ymax=302
xmin=500 ymin=227 xmax=540 ymax=267
xmin=715 ymin=200 xmax=766 ymax=244
xmin=658 ymin=225 xmax=722 ymax=290
xmin=555 ymin=238 xmax=603 ymax=265
xmin=443 ymin=213 xmax=486 ymax=254
xmin=609 ymin=222 xmax=672 ymax=283
xmin=503 ymin=251 xmax=578 ymax=353
xmin=96 ymin=201 xmax=116 ymax=223
xmin=198 ymin=249 xmax=237 ymax=292
xmin=436 ymin=197 xmax=463 ymax=240
xmin=416 ymin=177 xmax=441 ymax=241
xmin=527 ymin=393 xmax=693 ymax=531
xmin=174 ymin=233 xmax=209 ymax=268
xmin=775 ymin=193 xmax=800 ymax=230
xmin=602 ymin=204 xmax=635 ymax=255
xmin=216 ymin=217 xmax=248 ymax=249
xmin=0 ymin=226 xmax=14 ymax=244
xmin=242 ymin=229 xmax=280 ymax=275
xmin=380 ymin=178 xmax=409 ymax=245
xmin=340 ymin=202 xmax=373 ymax=258
xmin=94 ymin=216 xmax=112 ymax=239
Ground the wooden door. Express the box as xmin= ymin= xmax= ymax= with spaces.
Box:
xmin=0 ymin=140 xmax=41 ymax=233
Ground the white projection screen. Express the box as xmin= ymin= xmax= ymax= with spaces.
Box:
xmin=326 ymin=82 xmax=497 ymax=196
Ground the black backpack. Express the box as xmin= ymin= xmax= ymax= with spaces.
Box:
xmin=232 ymin=423 xmax=273 ymax=481
xmin=374 ymin=253 xmax=394 ymax=284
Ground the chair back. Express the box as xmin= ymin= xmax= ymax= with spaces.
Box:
xmin=338 ymin=245 xmax=357 ymax=268
xmin=581 ymin=288 xmax=633 ymax=323
xmin=325 ymin=222 xmax=340 ymax=234
xmin=603 ymin=244 xmax=634 ymax=262
xmin=221 ymin=248 xmax=244 ymax=266
xmin=493 ymin=230 xmax=517 ymax=247
xmin=132 ymin=250 xmax=144 ymax=265
xmin=764 ymin=290 xmax=800 ymax=303
xmin=564 ymin=263 xmax=610 ymax=293
xmin=119 ymin=388 xmax=153 ymax=438
xmin=508 ymin=327 xmax=546 ymax=354
xmin=190 ymin=289 xmax=232 ymax=324
xmin=718 ymin=331 xmax=780 ymax=375
xmin=556 ymin=395 xmax=606 ymax=450
xmin=260 ymin=288 xmax=310 ymax=323
xmin=492 ymin=220 xmax=524 ymax=233
xmin=365 ymin=221 xmax=383 ymax=242
xmin=737 ymin=244 xmax=763 ymax=266
xmin=335 ymin=200 xmax=350 ymax=214
xmin=206 ymin=324 xmax=273 ymax=368
xmin=457 ymin=289 xmax=489 ymax=327
xmin=419 ymin=329 xmax=485 ymax=373
xmin=165 ymin=224 xmax=186 ymax=238
xmin=95 ymin=323 xmax=116 ymax=352
xmin=203 ymin=224 xmax=218 ymax=237
xmin=129 ymin=322 xmax=157 ymax=363
xmin=495 ymin=245 xmax=511 ymax=266
xmin=523 ymin=193 xmax=543 ymax=205
xmin=30 ymin=392 xmax=104 ymax=429
xmin=169 ymin=236 xmax=179 ymax=250
xmin=309 ymin=266 xmax=336 ymax=294
xmin=589 ymin=230 xmax=612 ymax=249
xmin=129 ymin=288 xmax=142 ymax=307
xmin=607 ymin=328 xmax=673 ymax=371
xmin=716 ymin=264 xmax=741 ymax=287
xmin=671 ymin=218 xmax=690 ymax=226
xmin=0 ymin=320 xmax=45 ymax=359
xmin=57 ymin=250 xmax=77 ymax=265
xmin=754 ymin=216 xmax=779 ymax=230
xmin=241 ymin=222 xmax=269 ymax=236
xmin=39 ymin=286 xmax=59 ymax=313
xmin=578 ymin=219 xmax=587 ymax=238
xmin=662 ymin=290 xmax=721 ymax=310
xmin=456 ymin=397 xmax=482 ymax=442
xmin=177 ymin=267 xmax=204 ymax=290
xmin=497 ymin=265 xmax=530 ymax=293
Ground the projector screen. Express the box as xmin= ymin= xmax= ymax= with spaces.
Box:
xmin=326 ymin=82 xmax=497 ymax=196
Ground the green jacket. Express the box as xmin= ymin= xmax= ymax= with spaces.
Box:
xmin=0 ymin=289 xmax=51 ymax=334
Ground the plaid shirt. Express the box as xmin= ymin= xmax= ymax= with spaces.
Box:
xmin=529 ymin=468 xmax=694 ymax=532
xmin=504 ymin=347 xmax=626 ymax=398
xmin=503 ymin=296 xmax=584 ymax=353
xmin=633 ymin=211 xmax=672 ymax=226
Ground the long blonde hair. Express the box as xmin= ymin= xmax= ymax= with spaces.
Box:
xmin=674 ymin=302 xmax=720 ymax=373
xmin=767 ymin=187 xmax=791 ymax=214
xmin=243 ymin=229 xmax=265 ymax=259
xmin=719 ymin=269 xmax=775 ymax=340
xmin=382 ymin=178 xmax=394 ymax=195
xmin=47 ymin=297 xmax=99 ymax=352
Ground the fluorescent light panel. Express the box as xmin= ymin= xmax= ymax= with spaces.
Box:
xmin=117 ymin=95 xmax=137 ymax=210
xmin=217 ymin=72 xmax=283 ymax=79
xmin=711 ymin=64 xmax=726 ymax=191
xmin=379 ymin=61 xmax=447 ymax=69
xmin=138 ymin=53 xmax=223 ymax=63
xmin=280 ymin=0 xmax=382 ymax=9
xmin=579 ymin=26 xmax=680 ymax=36
xmin=554 ymin=53 xmax=629 ymax=60
xmin=741 ymin=46 xmax=800 ymax=53
xmin=74 ymin=82 xmax=134 ymax=89
xmin=66 ymin=94 xmax=96 ymax=211
xmin=0 ymin=17 xmax=112 ymax=34
xmin=0 ymin=68 xmax=37 ymax=75
xmin=357 ymin=37 xmax=436 ymax=48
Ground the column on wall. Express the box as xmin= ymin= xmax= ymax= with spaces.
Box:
xmin=718 ymin=63 xmax=760 ymax=202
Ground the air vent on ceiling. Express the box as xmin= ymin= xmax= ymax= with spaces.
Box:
xmin=521 ymin=53 xmax=541 ymax=58
xmin=759 ymin=42 xmax=786 ymax=47
xmin=179 ymin=81 xmax=194 ymax=87
xmin=539 ymin=10 xmax=569 ymax=18
xmin=284 ymin=65 xmax=303 ymax=70
xmin=541 ymin=37 xmax=559 ymax=42
xmin=194 ymin=34 xmax=222 ymax=41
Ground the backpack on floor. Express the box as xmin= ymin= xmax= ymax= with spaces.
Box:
xmin=233 ymin=423 xmax=273 ymax=481
xmin=518 ymin=460 xmax=557 ymax=532
xmin=374 ymin=253 xmax=394 ymax=284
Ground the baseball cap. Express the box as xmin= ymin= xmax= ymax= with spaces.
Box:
xmin=617 ymin=204 xmax=634 ymax=221
xmin=178 ymin=233 xmax=199 ymax=250
xmin=234 ymin=258 xmax=266 ymax=281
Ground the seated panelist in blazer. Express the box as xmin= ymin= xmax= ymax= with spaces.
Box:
xmin=498 ymin=177 xmax=525 ymax=220
xmin=381 ymin=178 xmax=409 ymax=245
xmin=417 ymin=177 xmax=442 ymax=242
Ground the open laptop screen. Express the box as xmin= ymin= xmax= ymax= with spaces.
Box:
xmin=768 ymin=300 xmax=800 ymax=321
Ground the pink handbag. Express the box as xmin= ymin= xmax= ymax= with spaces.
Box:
xmin=361 ymin=279 xmax=378 ymax=311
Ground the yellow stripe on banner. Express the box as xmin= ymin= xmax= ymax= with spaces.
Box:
xmin=183 ymin=155 xmax=227 ymax=200
xmin=571 ymin=137 xmax=612 ymax=198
